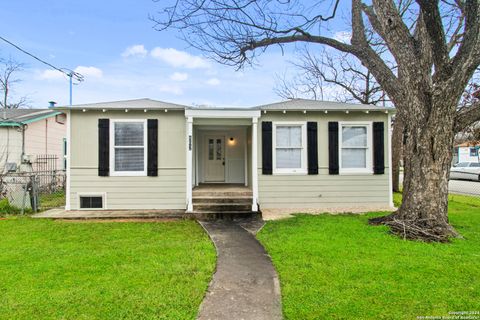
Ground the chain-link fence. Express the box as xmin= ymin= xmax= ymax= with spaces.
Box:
xmin=0 ymin=170 xmax=65 ymax=215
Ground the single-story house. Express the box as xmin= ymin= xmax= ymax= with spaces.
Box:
xmin=454 ymin=141 xmax=479 ymax=163
xmin=58 ymin=98 xmax=394 ymax=216
xmin=0 ymin=109 xmax=67 ymax=173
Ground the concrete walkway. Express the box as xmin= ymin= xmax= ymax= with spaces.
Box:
xmin=198 ymin=220 xmax=282 ymax=320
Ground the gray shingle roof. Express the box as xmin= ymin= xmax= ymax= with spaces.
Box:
xmin=258 ymin=98 xmax=395 ymax=112
xmin=0 ymin=109 xmax=62 ymax=126
xmin=56 ymin=98 xmax=187 ymax=110
xmin=54 ymin=97 xmax=395 ymax=113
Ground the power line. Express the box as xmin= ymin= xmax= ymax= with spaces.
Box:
xmin=0 ymin=35 xmax=84 ymax=82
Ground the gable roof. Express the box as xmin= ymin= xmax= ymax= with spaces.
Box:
xmin=258 ymin=98 xmax=394 ymax=112
xmin=56 ymin=98 xmax=187 ymax=110
xmin=0 ymin=109 xmax=62 ymax=127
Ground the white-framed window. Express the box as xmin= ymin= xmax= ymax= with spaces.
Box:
xmin=339 ymin=122 xmax=373 ymax=174
xmin=77 ymin=192 xmax=107 ymax=210
xmin=110 ymin=119 xmax=147 ymax=176
xmin=273 ymin=122 xmax=307 ymax=174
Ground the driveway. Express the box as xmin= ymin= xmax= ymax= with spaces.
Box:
xmin=197 ymin=220 xmax=282 ymax=320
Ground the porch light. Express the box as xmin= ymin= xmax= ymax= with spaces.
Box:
xmin=228 ymin=137 xmax=235 ymax=145
xmin=125 ymin=109 xmax=129 ymax=113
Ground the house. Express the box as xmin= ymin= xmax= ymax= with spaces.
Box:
xmin=58 ymin=98 xmax=394 ymax=216
xmin=454 ymin=141 xmax=480 ymax=163
xmin=0 ymin=109 xmax=67 ymax=173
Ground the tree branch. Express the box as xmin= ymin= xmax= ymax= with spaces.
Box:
xmin=455 ymin=100 xmax=480 ymax=131
xmin=416 ymin=0 xmax=449 ymax=70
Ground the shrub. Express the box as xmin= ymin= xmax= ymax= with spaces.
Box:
xmin=0 ymin=198 xmax=22 ymax=216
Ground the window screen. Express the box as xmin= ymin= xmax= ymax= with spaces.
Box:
xmin=275 ymin=125 xmax=303 ymax=169
xmin=341 ymin=126 xmax=368 ymax=169
xmin=113 ymin=121 xmax=145 ymax=172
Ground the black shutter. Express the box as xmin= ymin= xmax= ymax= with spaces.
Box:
xmin=147 ymin=119 xmax=158 ymax=176
xmin=262 ymin=121 xmax=273 ymax=175
xmin=307 ymin=122 xmax=318 ymax=175
xmin=373 ymin=122 xmax=385 ymax=174
xmin=98 ymin=119 xmax=109 ymax=176
xmin=328 ymin=122 xmax=339 ymax=175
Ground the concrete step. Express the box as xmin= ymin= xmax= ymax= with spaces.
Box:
xmin=193 ymin=203 xmax=252 ymax=212
xmin=193 ymin=210 xmax=261 ymax=221
xmin=192 ymin=191 xmax=253 ymax=197
xmin=192 ymin=196 xmax=252 ymax=204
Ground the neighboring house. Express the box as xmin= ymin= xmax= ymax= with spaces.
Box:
xmin=0 ymin=109 xmax=67 ymax=173
xmin=59 ymin=98 xmax=394 ymax=215
xmin=454 ymin=141 xmax=480 ymax=163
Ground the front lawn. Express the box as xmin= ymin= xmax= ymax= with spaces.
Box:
xmin=0 ymin=219 xmax=216 ymax=320
xmin=258 ymin=194 xmax=480 ymax=319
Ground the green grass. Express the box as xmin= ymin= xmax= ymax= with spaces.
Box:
xmin=258 ymin=195 xmax=480 ymax=319
xmin=0 ymin=219 xmax=216 ymax=320
xmin=0 ymin=198 xmax=22 ymax=215
xmin=39 ymin=191 xmax=66 ymax=209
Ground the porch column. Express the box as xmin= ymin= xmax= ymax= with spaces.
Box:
xmin=251 ymin=117 xmax=259 ymax=212
xmin=186 ymin=116 xmax=193 ymax=212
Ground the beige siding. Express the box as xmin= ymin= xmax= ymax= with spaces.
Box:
xmin=0 ymin=128 xmax=23 ymax=172
xmin=69 ymin=110 xmax=186 ymax=210
xmin=257 ymin=111 xmax=391 ymax=209
xmin=24 ymin=116 xmax=66 ymax=169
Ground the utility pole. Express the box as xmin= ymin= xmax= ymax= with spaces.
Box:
xmin=69 ymin=72 xmax=73 ymax=106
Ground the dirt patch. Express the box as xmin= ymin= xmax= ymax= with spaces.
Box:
xmin=57 ymin=218 xmax=180 ymax=223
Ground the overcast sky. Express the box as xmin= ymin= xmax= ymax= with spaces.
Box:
xmin=1 ymin=1 xmax=349 ymax=108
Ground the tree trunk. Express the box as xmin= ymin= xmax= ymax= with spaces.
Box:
xmin=391 ymin=114 xmax=404 ymax=192
xmin=370 ymin=98 xmax=459 ymax=242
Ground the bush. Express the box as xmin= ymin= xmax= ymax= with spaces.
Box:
xmin=0 ymin=198 xmax=21 ymax=216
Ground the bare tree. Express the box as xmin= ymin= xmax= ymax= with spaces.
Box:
xmin=275 ymin=49 xmax=388 ymax=105
xmin=153 ymin=0 xmax=480 ymax=241
xmin=0 ymin=57 xmax=28 ymax=119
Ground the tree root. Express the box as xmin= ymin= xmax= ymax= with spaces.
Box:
xmin=368 ymin=213 xmax=460 ymax=242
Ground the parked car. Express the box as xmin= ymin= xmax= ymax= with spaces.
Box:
xmin=450 ymin=162 xmax=480 ymax=181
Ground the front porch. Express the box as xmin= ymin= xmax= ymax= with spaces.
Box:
xmin=185 ymin=108 xmax=261 ymax=212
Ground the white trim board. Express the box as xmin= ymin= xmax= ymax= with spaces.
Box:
xmin=185 ymin=109 xmax=261 ymax=119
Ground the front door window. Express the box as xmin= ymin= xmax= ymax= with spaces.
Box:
xmin=205 ymin=136 xmax=225 ymax=182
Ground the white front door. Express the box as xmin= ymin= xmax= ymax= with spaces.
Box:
xmin=204 ymin=136 xmax=225 ymax=182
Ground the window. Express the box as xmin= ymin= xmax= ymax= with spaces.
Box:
xmin=470 ymin=148 xmax=478 ymax=157
xmin=469 ymin=162 xmax=480 ymax=167
xmin=339 ymin=123 xmax=372 ymax=174
xmin=273 ymin=122 xmax=307 ymax=174
xmin=110 ymin=120 xmax=147 ymax=176
xmin=455 ymin=162 xmax=468 ymax=167
xmin=78 ymin=194 xmax=105 ymax=209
